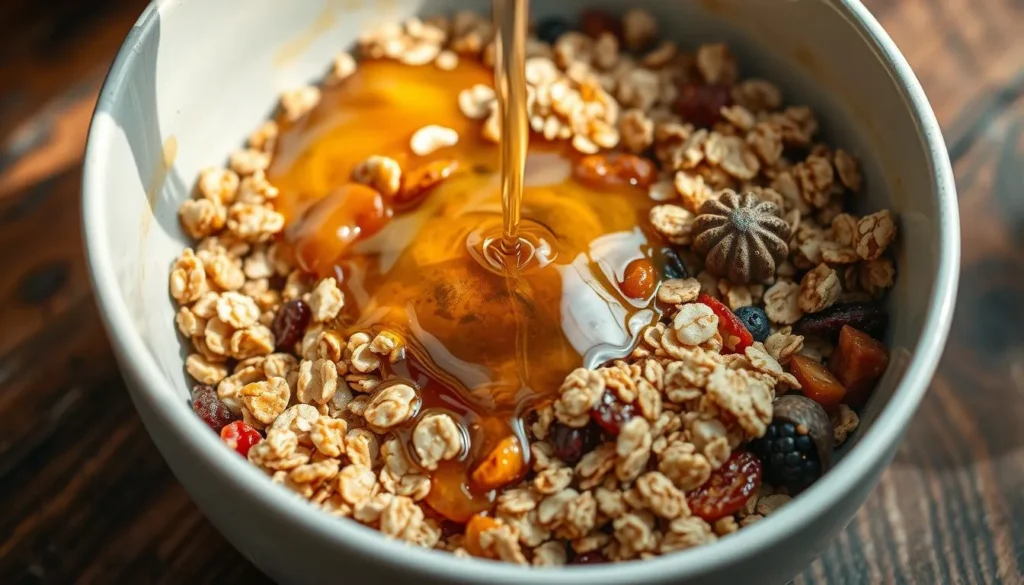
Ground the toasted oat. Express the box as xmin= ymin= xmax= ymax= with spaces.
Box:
xmin=309 ymin=278 xmax=344 ymax=322
xmin=239 ymin=377 xmax=291 ymax=427
xmin=833 ymin=404 xmax=860 ymax=446
xmin=280 ymin=86 xmax=321 ymax=122
xmin=763 ymin=281 xmax=803 ymax=325
xmin=410 ymin=125 xmax=459 ymax=156
xmin=799 ymin=263 xmax=841 ymax=314
xmin=329 ymin=52 xmax=357 ymax=84
xmin=352 ymin=155 xmax=402 ymax=198
xmin=855 ymin=210 xmax=897 ymax=260
xmin=672 ymin=302 xmax=718 ymax=346
xmin=412 ymin=413 xmax=463 ymax=470
xmin=364 ymin=383 xmax=418 ymax=429
xmin=649 ymin=204 xmax=696 ymax=245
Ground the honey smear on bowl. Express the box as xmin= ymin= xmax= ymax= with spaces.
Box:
xmin=172 ymin=5 xmax=899 ymax=565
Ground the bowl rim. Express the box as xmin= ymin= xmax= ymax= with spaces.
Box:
xmin=82 ymin=0 xmax=960 ymax=582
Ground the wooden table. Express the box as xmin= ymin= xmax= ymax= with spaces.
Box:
xmin=1 ymin=1 xmax=1022 ymax=583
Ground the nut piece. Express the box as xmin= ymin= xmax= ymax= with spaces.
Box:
xmin=352 ymin=155 xmax=402 ymax=198
xmin=692 ymin=190 xmax=791 ymax=284
xmin=458 ymin=84 xmax=496 ymax=120
xmin=410 ymin=125 xmax=459 ymax=156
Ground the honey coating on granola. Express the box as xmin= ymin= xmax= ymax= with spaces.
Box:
xmin=268 ymin=58 xmax=665 ymax=517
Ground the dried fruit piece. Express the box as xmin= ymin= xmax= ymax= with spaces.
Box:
xmin=692 ymin=190 xmax=791 ymax=284
xmin=191 ymin=384 xmax=238 ymax=431
xmin=290 ymin=183 xmax=393 ymax=276
xmin=573 ymin=153 xmax=657 ymax=190
xmin=590 ymin=391 xmax=636 ymax=436
xmin=620 ymin=257 xmax=658 ymax=299
xmin=551 ymin=421 xmax=603 ymax=466
xmin=750 ymin=394 xmax=833 ymax=491
xmin=792 ymin=302 xmax=888 ymax=342
xmin=687 ymin=450 xmax=762 ymax=522
xmin=734 ymin=306 xmax=771 ymax=343
xmin=829 ymin=325 xmax=890 ymax=407
xmin=464 ymin=514 xmax=501 ymax=558
xmin=674 ymin=83 xmax=732 ymax=128
xmin=271 ymin=299 xmax=311 ymax=351
xmin=424 ymin=460 xmax=495 ymax=523
xmin=657 ymin=247 xmax=690 ymax=280
xmin=220 ymin=420 xmax=263 ymax=457
xmin=470 ymin=435 xmax=526 ymax=492
xmin=580 ymin=8 xmax=623 ymax=40
xmin=537 ymin=16 xmax=573 ymax=44
xmin=397 ymin=159 xmax=459 ymax=209
xmin=699 ymin=293 xmax=753 ymax=353
xmin=789 ymin=355 xmax=846 ymax=413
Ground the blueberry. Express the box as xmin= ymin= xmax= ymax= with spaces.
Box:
xmin=734 ymin=306 xmax=771 ymax=342
xmin=537 ymin=16 xmax=574 ymax=45
xmin=658 ymin=247 xmax=690 ymax=280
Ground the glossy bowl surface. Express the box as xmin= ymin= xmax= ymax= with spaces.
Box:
xmin=82 ymin=1 xmax=959 ymax=583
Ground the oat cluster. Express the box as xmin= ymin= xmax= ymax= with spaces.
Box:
xmin=170 ymin=8 xmax=898 ymax=566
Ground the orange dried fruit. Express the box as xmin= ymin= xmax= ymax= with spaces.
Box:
xmin=829 ymin=325 xmax=889 ymax=407
xmin=619 ymin=257 xmax=657 ymax=299
xmin=290 ymin=183 xmax=392 ymax=276
xmin=423 ymin=460 xmax=495 ymax=523
xmin=790 ymin=354 xmax=846 ymax=414
xmin=397 ymin=159 xmax=459 ymax=209
xmin=469 ymin=435 xmax=525 ymax=492
xmin=573 ymin=153 xmax=657 ymax=191
xmin=464 ymin=514 xmax=501 ymax=559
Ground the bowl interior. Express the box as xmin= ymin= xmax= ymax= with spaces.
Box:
xmin=84 ymin=0 xmax=951 ymax=580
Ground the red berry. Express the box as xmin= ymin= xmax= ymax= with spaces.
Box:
xmin=272 ymin=299 xmax=311 ymax=351
xmin=571 ymin=551 xmax=608 ymax=565
xmin=220 ymin=421 xmax=262 ymax=457
xmin=687 ymin=450 xmax=762 ymax=522
xmin=590 ymin=391 xmax=636 ymax=436
xmin=698 ymin=293 xmax=754 ymax=353
xmin=674 ymin=83 xmax=732 ymax=128
xmin=551 ymin=421 xmax=603 ymax=465
xmin=190 ymin=384 xmax=237 ymax=431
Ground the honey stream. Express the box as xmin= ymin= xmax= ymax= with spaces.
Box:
xmin=269 ymin=5 xmax=667 ymax=522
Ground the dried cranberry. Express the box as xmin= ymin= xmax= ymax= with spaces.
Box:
xmin=590 ymin=391 xmax=636 ymax=436
xmin=190 ymin=384 xmax=237 ymax=432
xmin=580 ymin=9 xmax=622 ymax=40
xmin=674 ymin=83 xmax=732 ymax=128
xmin=792 ymin=302 xmax=888 ymax=342
xmin=220 ymin=421 xmax=262 ymax=457
xmin=551 ymin=421 xmax=603 ymax=465
xmin=272 ymin=299 xmax=311 ymax=351
xmin=571 ymin=551 xmax=608 ymax=565
xmin=687 ymin=450 xmax=762 ymax=522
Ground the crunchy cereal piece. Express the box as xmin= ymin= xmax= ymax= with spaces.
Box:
xmin=411 ymin=413 xmax=463 ymax=470
xmin=756 ymin=494 xmax=792 ymax=516
xmin=248 ymin=121 xmax=279 ymax=154
xmin=732 ymin=79 xmax=782 ymax=112
xmin=176 ymin=306 xmax=206 ymax=337
xmin=170 ymin=249 xmax=207 ymax=304
xmin=855 ymin=210 xmax=897 ymax=260
xmin=479 ymin=521 xmax=528 ymax=564
xmin=831 ymin=213 xmax=859 ymax=248
xmin=620 ymin=108 xmax=654 ymax=153
xmin=833 ymin=149 xmax=862 ymax=192
xmin=554 ymin=368 xmax=606 ymax=427
xmin=745 ymin=343 xmax=800 ymax=389
xmin=616 ymin=417 xmax=652 ymax=482
xmin=688 ymin=417 xmax=731 ymax=469
xmin=718 ymin=281 xmax=753 ymax=310
xmin=458 ymin=84 xmax=496 ymax=120
xmin=216 ymin=365 xmax=263 ymax=415
xmin=230 ymin=325 xmax=275 ymax=359
xmin=657 ymin=278 xmax=701 ymax=306
xmin=314 ymin=329 xmax=344 ymax=363
xmin=659 ymin=441 xmax=712 ymax=491
xmin=380 ymin=496 xmax=428 ymax=544
xmin=799 ymin=263 xmax=842 ymax=313
xmin=410 ymin=125 xmax=459 ymax=156
xmin=336 ymin=464 xmax=377 ymax=505
xmin=309 ymin=277 xmax=344 ymax=322
xmin=280 ymin=86 xmax=321 ymax=122
xmin=368 ymin=330 xmax=405 ymax=362
xmin=763 ymin=281 xmax=803 ymax=325
xmin=747 ymin=123 xmax=785 ymax=168
xmin=636 ymin=471 xmax=690 ymax=519
xmin=215 ymin=291 xmax=260 ymax=329
xmin=674 ymin=170 xmax=714 ymax=213
xmin=532 ymin=541 xmax=567 ymax=567
xmin=248 ymin=428 xmax=305 ymax=470
xmin=721 ymin=104 xmax=755 ymax=132
xmin=199 ymin=249 xmax=245 ymax=291
xmin=179 ymin=199 xmax=226 ymax=238
xmin=329 ymin=52 xmax=357 ymax=84
xmin=379 ymin=438 xmax=431 ymax=500
xmin=706 ymin=366 xmax=774 ymax=438
xmin=203 ymin=317 xmax=233 ymax=356
xmin=612 ymin=512 xmax=658 ymax=558
xmin=833 ymin=403 xmax=860 ymax=446
xmin=435 ymin=49 xmax=459 ymax=70
xmin=310 ymin=415 xmax=347 ymax=457
xmin=364 ymin=383 xmax=418 ymax=429
xmin=820 ymin=241 xmax=859 ymax=265
xmin=345 ymin=428 xmax=380 ymax=468
xmin=763 ymin=328 xmax=804 ymax=365
xmin=196 ymin=168 xmax=240 ymax=205
xmin=576 ymin=443 xmax=617 ymax=490
xmin=660 ymin=516 xmax=716 ymax=553
xmin=647 ymin=179 xmax=677 ymax=203
xmin=239 ymin=377 xmax=290 ymax=427
xmin=236 ymin=171 xmax=279 ymax=204
xmin=704 ymin=133 xmax=760 ymax=180
xmin=649 ymin=204 xmax=695 ymax=245
xmin=641 ymin=40 xmax=677 ymax=68
xmin=696 ymin=43 xmax=737 ymax=85
xmin=228 ymin=148 xmax=271 ymax=177
xmin=533 ymin=467 xmax=573 ymax=495
xmin=860 ymin=258 xmax=895 ymax=297
xmin=622 ymin=8 xmax=657 ymax=50
xmin=713 ymin=516 xmax=739 ymax=536
xmin=297 ymin=358 xmax=338 ymax=405
xmin=352 ymin=155 xmax=402 ymax=198
xmin=185 ymin=353 xmax=228 ymax=385
xmin=672 ymin=302 xmax=718 ymax=346
xmin=793 ymin=154 xmax=835 ymax=208
xmin=592 ymin=32 xmax=620 ymax=70
xmin=226 ymin=203 xmax=284 ymax=242
xmin=271 ymin=404 xmax=320 ymax=446
xmin=349 ymin=343 xmax=382 ymax=373
xmin=740 ymin=513 xmax=763 ymax=527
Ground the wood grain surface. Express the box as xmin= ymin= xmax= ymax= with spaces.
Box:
xmin=1 ymin=0 xmax=1022 ymax=583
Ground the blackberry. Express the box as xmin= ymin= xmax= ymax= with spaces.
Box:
xmin=734 ymin=306 xmax=771 ymax=342
xmin=750 ymin=421 xmax=822 ymax=491
xmin=537 ymin=16 xmax=573 ymax=45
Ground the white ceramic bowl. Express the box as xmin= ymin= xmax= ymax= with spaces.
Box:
xmin=82 ymin=1 xmax=959 ymax=583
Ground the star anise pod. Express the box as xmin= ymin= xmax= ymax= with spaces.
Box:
xmin=692 ymin=190 xmax=791 ymax=284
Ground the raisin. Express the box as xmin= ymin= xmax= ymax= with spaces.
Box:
xmin=571 ymin=551 xmax=608 ymax=565
xmin=551 ymin=421 xmax=603 ymax=465
xmin=220 ymin=420 xmax=262 ymax=457
xmin=620 ymin=257 xmax=658 ymax=300
xmin=657 ymin=247 xmax=690 ymax=280
xmin=687 ymin=450 xmax=762 ymax=522
xmin=580 ymin=9 xmax=623 ymax=40
xmin=573 ymin=153 xmax=657 ymax=191
xmin=191 ymin=384 xmax=237 ymax=432
xmin=272 ymin=299 xmax=311 ymax=351
xmin=537 ymin=16 xmax=573 ymax=44
xmin=792 ymin=302 xmax=888 ymax=342
xmin=590 ymin=391 xmax=636 ymax=436
xmin=674 ymin=83 xmax=732 ymax=128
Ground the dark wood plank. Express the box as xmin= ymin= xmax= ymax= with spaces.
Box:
xmin=1 ymin=0 xmax=1023 ymax=584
